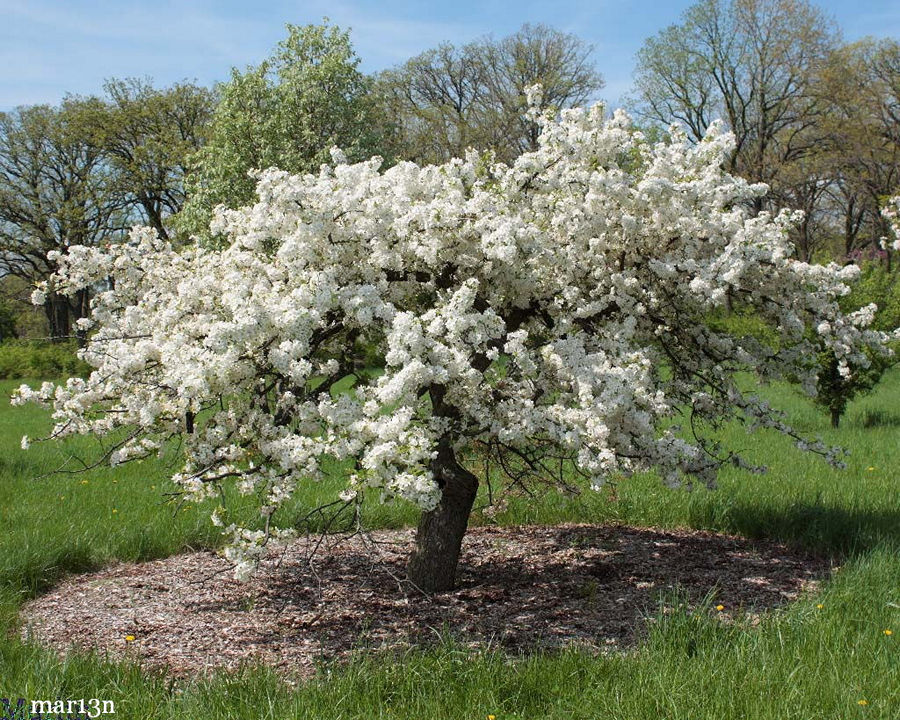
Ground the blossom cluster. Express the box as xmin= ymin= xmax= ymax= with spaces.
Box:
xmin=883 ymin=196 xmax=900 ymax=251
xmin=13 ymin=102 xmax=892 ymax=578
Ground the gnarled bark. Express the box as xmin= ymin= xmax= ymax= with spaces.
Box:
xmin=406 ymin=440 xmax=478 ymax=592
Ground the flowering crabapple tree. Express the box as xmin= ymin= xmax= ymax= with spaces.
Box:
xmin=14 ymin=96 xmax=892 ymax=593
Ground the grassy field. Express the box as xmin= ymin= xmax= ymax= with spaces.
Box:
xmin=0 ymin=372 xmax=898 ymax=719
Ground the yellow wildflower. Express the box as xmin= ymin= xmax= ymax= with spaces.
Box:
xmin=816 ymin=603 xmax=824 ymax=609
xmin=125 ymin=635 xmax=135 ymax=643
xmin=884 ymin=629 xmax=893 ymax=636
xmin=858 ymin=699 xmax=868 ymax=706
xmin=715 ymin=604 xmax=725 ymax=611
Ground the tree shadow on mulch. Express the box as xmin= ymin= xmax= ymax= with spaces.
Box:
xmin=19 ymin=523 xmax=832 ymax=678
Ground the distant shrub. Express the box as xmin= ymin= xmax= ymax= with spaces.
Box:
xmin=0 ymin=340 xmax=90 ymax=379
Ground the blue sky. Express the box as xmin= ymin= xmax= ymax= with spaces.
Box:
xmin=1 ymin=0 xmax=899 ymax=111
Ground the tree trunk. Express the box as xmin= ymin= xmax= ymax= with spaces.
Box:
xmin=71 ymin=288 xmax=90 ymax=347
xmin=44 ymin=293 xmax=70 ymax=341
xmin=406 ymin=440 xmax=478 ymax=593
xmin=831 ymin=408 xmax=841 ymax=429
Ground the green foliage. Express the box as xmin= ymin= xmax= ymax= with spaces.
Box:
xmin=0 ymin=340 xmax=90 ymax=379
xmin=0 ymin=273 xmax=49 ymax=339
xmin=177 ymin=22 xmax=391 ymax=242
xmin=707 ymin=305 xmax=780 ymax=350
xmin=844 ymin=262 xmax=900 ymax=333
xmin=0 ymin=299 xmax=16 ymax=341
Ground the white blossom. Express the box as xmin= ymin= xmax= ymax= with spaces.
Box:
xmin=14 ymin=99 xmax=893 ymax=580
xmin=883 ymin=197 xmax=900 ymax=251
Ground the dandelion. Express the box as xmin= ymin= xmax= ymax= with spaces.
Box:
xmin=80 ymin=480 xmax=88 ymax=485
xmin=112 ymin=509 xmax=118 ymax=514
xmin=488 ymin=715 xmax=496 ymax=720
xmin=125 ymin=635 xmax=135 ymax=643
xmin=857 ymin=699 xmax=868 ymax=706
xmin=884 ymin=629 xmax=893 ymax=636
xmin=816 ymin=603 xmax=824 ymax=609
xmin=867 ymin=466 xmax=875 ymax=471
xmin=715 ymin=604 xmax=725 ymax=611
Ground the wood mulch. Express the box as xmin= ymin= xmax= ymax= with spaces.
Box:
xmin=18 ymin=524 xmax=830 ymax=679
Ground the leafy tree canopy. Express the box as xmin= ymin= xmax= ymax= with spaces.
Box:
xmin=177 ymin=21 xmax=391 ymax=242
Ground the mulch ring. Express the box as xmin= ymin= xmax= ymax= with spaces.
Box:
xmin=19 ymin=523 xmax=831 ymax=679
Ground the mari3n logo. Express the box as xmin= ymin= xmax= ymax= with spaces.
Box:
xmin=0 ymin=697 xmax=116 ymax=720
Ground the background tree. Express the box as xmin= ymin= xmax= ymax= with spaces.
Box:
xmin=84 ymin=78 xmax=214 ymax=241
xmin=377 ymin=41 xmax=487 ymax=164
xmin=377 ymin=24 xmax=604 ymax=164
xmin=631 ymin=0 xmax=839 ymax=257
xmin=177 ymin=22 xmax=389 ymax=240
xmin=811 ymin=265 xmax=900 ymax=428
xmin=0 ymin=100 xmax=124 ymax=339
xmin=480 ymin=24 xmax=605 ymax=158
xmin=817 ymin=39 xmax=900 ymax=264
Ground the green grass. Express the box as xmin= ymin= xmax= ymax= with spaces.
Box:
xmin=0 ymin=372 xmax=898 ymax=719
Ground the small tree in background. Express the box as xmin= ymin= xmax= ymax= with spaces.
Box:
xmin=811 ymin=198 xmax=900 ymax=428
xmin=812 ymin=345 xmax=890 ymax=429
xmin=16 ymin=102 xmax=892 ymax=592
